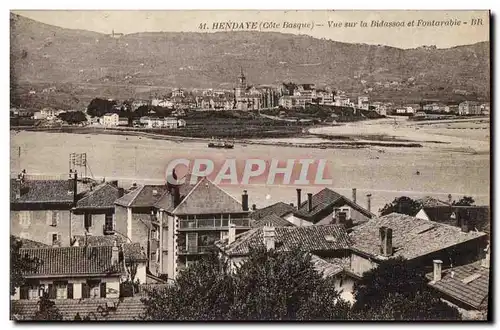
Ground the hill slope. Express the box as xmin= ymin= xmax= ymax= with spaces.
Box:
xmin=10 ymin=13 xmax=490 ymax=109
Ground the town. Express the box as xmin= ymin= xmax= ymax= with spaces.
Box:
xmin=10 ymin=69 xmax=490 ymax=131
xmin=10 ymin=162 xmax=490 ymax=320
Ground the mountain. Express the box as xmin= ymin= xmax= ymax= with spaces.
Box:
xmin=10 ymin=13 xmax=490 ymax=109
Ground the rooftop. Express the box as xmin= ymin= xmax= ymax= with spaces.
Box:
xmin=350 ymin=213 xmax=487 ymax=261
xmin=217 ymin=224 xmax=350 ymax=257
xmin=76 ymin=183 xmax=120 ymax=209
xmin=251 ymin=214 xmax=294 ymax=228
xmin=72 ymin=236 xmax=147 ymax=262
xmin=11 ymin=297 xmax=145 ymax=321
xmin=11 ymin=179 xmax=75 ymax=205
xmin=20 ymin=246 xmax=123 ymax=278
xmin=114 ymin=184 xmax=168 ymax=208
xmin=418 ymin=196 xmax=450 ymax=207
xmin=172 ymin=177 xmax=247 ymax=215
xmin=426 ymin=260 xmax=490 ymax=310
xmin=251 ymin=202 xmax=296 ymax=220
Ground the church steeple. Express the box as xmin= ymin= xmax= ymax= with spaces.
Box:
xmin=236 ymin=67 xmax=247 ymax=98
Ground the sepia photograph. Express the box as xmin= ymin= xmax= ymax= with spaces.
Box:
xmin=9 ymin=9 xmax=491 ymax=321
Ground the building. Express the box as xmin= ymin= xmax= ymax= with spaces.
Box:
xmin=152 ymin=177 xmax=252 ymax=280
xmin=101 ymin=113 xmax=119 ymax=127
xmin=118 ymin=117 xmax=129 ymax=127
xmin=348 ymin=213 xmax=488 ymax=279
xmin=283 ymin=188 xmax=374 ymax=228
xmin=334 ymin=93 xmax=351 ymax=107
xmin=151 ymin=99 xmax=174 ymax=108
xmin=458 ymin=101 xmax=481 ymax=115
xmin=216 ymin=224 xmax=353 ymax=301
xmin=131 ymin=100 xmax=150 ymax=111
xmin=293 ymin=84 xmax=316 ymax=107
xmin=71 ymin=182 xmax=124 ymax=238
xmin=10 ymin=171 xmax=78 ymax=247
xmin=251 ymin=214 xmax=294 ymax=228
xmin=425 ymin=247 xmax=489 ymax=318
xmin=11 ymin=244 xmax=124 ymax=301
xmin=171 ymin=89 xmax=185 ymax=98
xmin=357 ymin=96 xmax=370 ymax=110
xmin=235 ymin=69 xmax=262 ymax=110
xmin=316 ymin=90 xmax=334 ymax=105
xmin=251 ymin=202 xmax=297 ymax=221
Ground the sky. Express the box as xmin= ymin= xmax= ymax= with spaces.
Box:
xmin=13 ymin=10 xmax=489 ymax=49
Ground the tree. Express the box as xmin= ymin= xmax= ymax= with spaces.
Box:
xmin=453 ymin=196 xmax=475 ymax=206
xmin=33 ymin=294 xmax=63 ymax=321
xmin=87 ymin=98 xmax=117 ymax=117
xmin=10 ymin=235 xmax=39 ymax=296
xmin=141 ymin=247 xmax=349 ymax=320
xmin=379 ymin=196 xmax=422 ymax=216
xmin=350 ymin=257 xmax=461 ymax=320
xmin=58 ymin=111 xmax=87 ymax=125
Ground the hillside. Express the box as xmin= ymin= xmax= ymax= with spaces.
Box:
xmin=10 ymin=13 xmax=490 ymax=109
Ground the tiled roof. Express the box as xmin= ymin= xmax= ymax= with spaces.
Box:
xmin=252 ymin=214 xmax=293 ymax=228
xmin=11 ymin=298 xmax=146 ymax=321
xmin=16 ymin=237 xmax=50 ymax=249
xmin=310 ymin=255 xmax=346 ymax=278
xmin=172 ymin=177 xmax=247 ymax=215
xmin=10 ymin=179 xmax=74 ymax=204
xmin=20 ymin=246 xmax=123 ymax=277
xmin=154 ymin=181 xmax=197 ymax=212
xmin=295 ymin=188 xmax=373 ymax=222
xmin=350 ymin=213 xmax=487 ymax=261
xmin=426 ymin=260 xmax=490 ymax=310
xmin=251 ymin=202 xmax=296 ymax=220
xmin=72 ymin=236 xmax=147 ymax=261
xmin=218 ymin=224 xmax=350 ymax=256
xmin=114 ymin=185 xmax=167 ymax=208
xmin=76 ymin=183 xmax=120 ymax=209
xmin=420 ymin=206 xmax=490 ymax=234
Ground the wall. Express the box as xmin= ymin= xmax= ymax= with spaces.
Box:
xmin=350 ymin=253 xmax=377 ymax=277
xmin=135 ymin=262 xmax=147 ymax=284
xmin=284 ymin=214 xmax=314 ymax=227
xmin=130 ymin=210 xmax=151 ymax=249
xmin=113 ymin=205 xmax=129 ymax=239
xmin=334 ymin=276 xmax=356 ymax=303
xmin=71 ymin=213 xmax=106 ymax=237
xmin=11 ymin=209 xmax=72 ymax=246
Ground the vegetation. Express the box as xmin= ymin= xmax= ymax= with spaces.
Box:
xmin=10 ymin=235 xmax=39 ymax=296
xmin=379 ymin=196 xmax=422 ymax=216
xmin=453 ymin=196 xmax=475 ymax=206
xmin=57 ymin=111 xmax=87 ymax=124
xmin=141 ymin=247 xmax=350 ymax=320
xmin=33 ymin=294 xmax=63 ymax=321
xmin=86 ymin=98 xmax=117 ymax=117
xmin=350 ymin=257 xmax=461 ymax=320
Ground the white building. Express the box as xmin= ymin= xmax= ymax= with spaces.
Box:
xmin=101 ymin=113 xmax=119 ymax=127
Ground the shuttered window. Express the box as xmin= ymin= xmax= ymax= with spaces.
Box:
xmin=82 ymin=283 xmax=90 ymax=299
xmin=67 ymin=283 xmax=74 ymax=299
xmin=84 ymin=213 xmax=92 ymax=229
xmin=48 ymin=284 xmax=56 ymax=299
xmin=20 ymin=286 xmax=29 ymax=300
xmin=186 ymin=233 xmax=198 ymax=253
xmin=100 ymin=283 xmax=107 ymax=298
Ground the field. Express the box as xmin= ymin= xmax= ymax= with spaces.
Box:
xmin=11 ymin=117 xmax=490 ymax=213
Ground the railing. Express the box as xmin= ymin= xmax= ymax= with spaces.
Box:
xmin=178 ymin=218 xmax=251 ymax=229
xmin=103 ymin=224 xmax=115 ymax=235
xmin=178 ymin=245 xmax=216 ymax=254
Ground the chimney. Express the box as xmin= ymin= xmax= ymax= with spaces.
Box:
xmin=171 ymin=185 xmax=181 ymax=208
xmin=432 ymin=260 xmax=443 ymax=282
xmin=460 ymin=209 xmax=469 ymax=233
xmin=481 ymin=244 xmax=490 ymax=268
xmin=15 ymin=178 xmax=22 ymax=199
xmin=118 ymin=187 xmax=125 ymax=198
xmin=307 ymin=193 xmax=313 ymax=212
xmin=242 ymin=190 xmax=249 ymax=211
xmin=296 ymin=188 xmax=302 ymax=210
xmin=352 ymin=188 xmax=357 ymax=203
xmin=366 ymin=193 xmax=372 ymax=213
xmin=263 ymin=226 xmax=276 ymax=251
xmin=110 ymin=180 xmax=118 ymax=187
xmin=251 ymin=204 xmax=257 ymax=211
xmin=111 ymin=241 xmax=119 ymax=265
xmin=448 ymin=194 xmax=452 ymax=205
xmin=379 ymin=226 xmax=393 ymax=257
xmin=68 ymin=171 xmax=77 ymax=204
xmin=228 ymin=223 xmax=236 ymax=244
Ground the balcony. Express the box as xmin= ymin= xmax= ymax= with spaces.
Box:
xmin=178 ymin=218 xmax=251 ymax=230
xmin=178 ymin=245 xmax=216 ymax=255
xmin=103 ymin=223 xmax=115 ymax=235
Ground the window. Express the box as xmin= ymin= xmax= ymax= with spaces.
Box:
xmin=28 ymin=286 xmax=39 ymax=300
xmin=186 ymin=233 xmax=198 ymax=253
xmin=19 ymin=211 xmax=31 ymax=227
xmin=85 ymin=280 xmax=101 ymax=299
xmin=50 ymin=211 xmax=59 ymax=226
xmin=55 ymin=281 xmax=67 ymax=299
xmin=105 ymin=214 xmax=113 ymax=229
xmin=84 ymin=213 xmax=92 ymax=229
xmin=51 ymin=233 xmax=61 ymax=246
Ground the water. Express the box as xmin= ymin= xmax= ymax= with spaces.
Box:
xmin=11 ymin=131 xmax=490 ymax=213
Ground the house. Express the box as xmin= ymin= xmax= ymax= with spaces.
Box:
xmin=171 ymin=88 xmax=185 ymax=98
xmin=459 ymin=101 xmax=481 ymax=115
xmin=426 ymin=248 xmax=489 ymax=318
xmin=131 ymin=100 xmax=150 ymax=111
xmin=348 ymin=213 xmax=488 ymax=279
xmin=357 ymin=96 xmax=369 ymax=110
xmin=71 ymin=235 xmax=148 ymax=284
xmin=284 ymin=188 xmax=374 ymax=228
xmin=11 ymin=244 xmax=124 ymax=301
xmin=70 ymin=182 xmax=124 ymax=238
xmin=151 ymin=99 xmax=173 ymax=108
xmin=177 ymin=119 xmax=186 ymax=127
xmin=118 ymin=117 xmax=129 ymax=127
xmin=316 ymin=90 xmax=334 ymax=105
xmin=163 ymin=117 xmax=178 ymax=129
xmin=334 ymin=93 xmax=350 ymax=107
xmin=10 ymin=171 xmax=78 ymax=247
xmin=235 ymin=70 xmax=262 ymax=110
xmin=101 ymin=113 xmax=119 ymax=127
xmin=216 ymin=224 xmax=353 ymax=301
xmin=152 ymin=177 xmax=252 ymax=280
xmin=251 ymin=214 xmax=294 ymax=228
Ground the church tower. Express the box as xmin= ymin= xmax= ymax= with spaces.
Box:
xmin=235 ymin=67 xmax=246 ymax=98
